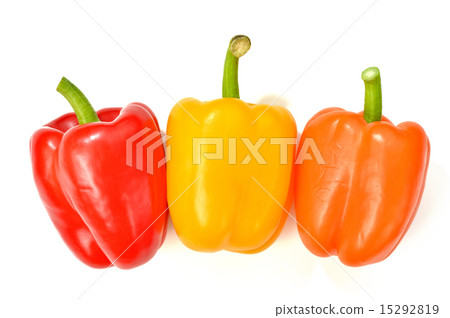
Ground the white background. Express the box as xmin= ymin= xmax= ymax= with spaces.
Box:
xmin=1 ymin=0 xmax=449 ymax=317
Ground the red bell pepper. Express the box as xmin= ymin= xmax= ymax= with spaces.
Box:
xmin=30 ymin=77 xmax=168 ymax=269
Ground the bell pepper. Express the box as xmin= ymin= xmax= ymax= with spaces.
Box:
xmin=167 ymin=35 xmax=297 ymax=253
xmin=30 ymin=78 xmax=168 ymax=269
xmin=294 ymin=67 xmax=430 ymax=266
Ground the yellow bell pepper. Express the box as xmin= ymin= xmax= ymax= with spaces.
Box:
xmin=167 ymin=35 xmax=297 ymax=253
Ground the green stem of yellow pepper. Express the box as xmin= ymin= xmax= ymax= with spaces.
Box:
xmin=222 ymin=35 xmax=251 ymax=99
xmin=362 ymin=67 xmax=382 ymax=123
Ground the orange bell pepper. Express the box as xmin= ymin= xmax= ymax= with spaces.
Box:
xmin=167 ymin=35 xmax=297 ymax=253
xmin=294 ymin=67 xmax=430 ymax=266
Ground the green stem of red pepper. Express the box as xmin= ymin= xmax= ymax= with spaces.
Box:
xmin=56 ymin=77 xmax=100 ymax=125
xmin=362 ymin=67 xmax=382 ymax=123
xmin=222 ymin=35 xmax=251 ymax=99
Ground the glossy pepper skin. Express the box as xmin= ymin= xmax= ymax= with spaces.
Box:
xmin=167 ymin=36 xmax=297 ymax=253
xmin=30 ymin=78 xmax=168 ymax=269
xmin=294 ymin=67 xmax=430 ymax=267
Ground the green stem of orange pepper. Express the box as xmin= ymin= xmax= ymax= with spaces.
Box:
xmin=56 ymin=77 xmax=100 ymax=125
xmin=362 ymin=67 xmax=382 ymax=123
xmin=222 ymin=35 xmax=251 ymax=99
